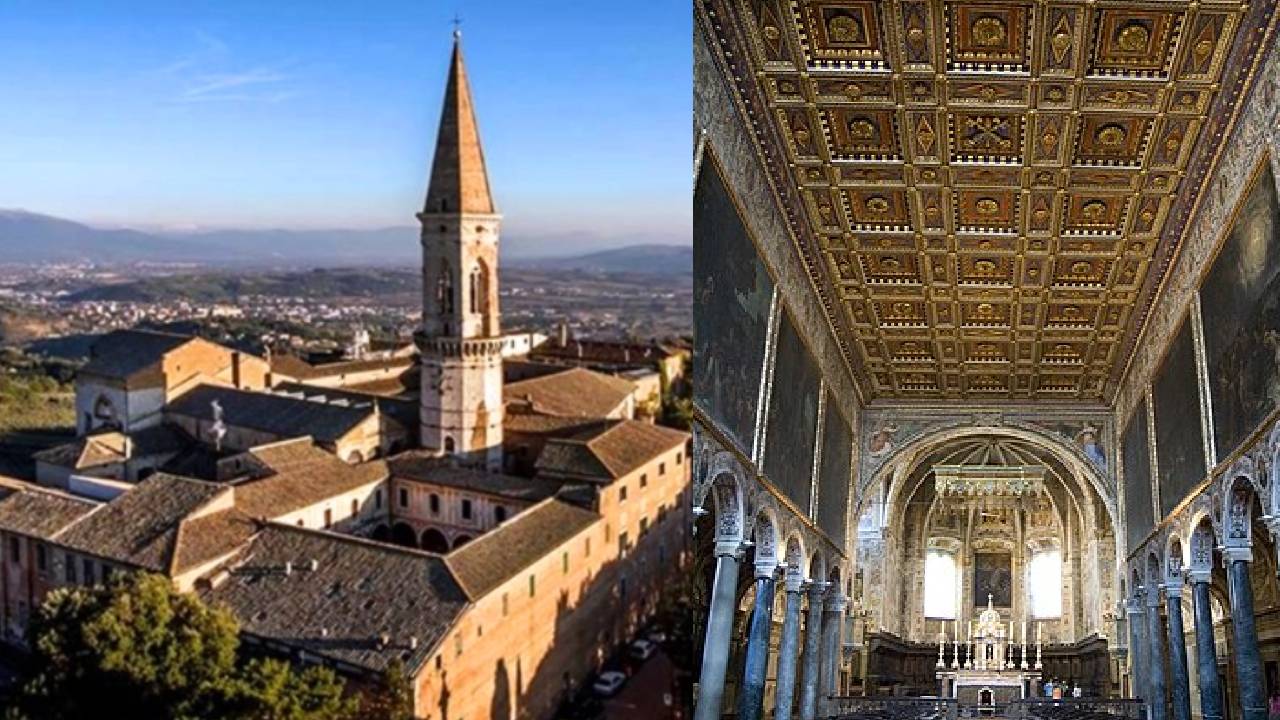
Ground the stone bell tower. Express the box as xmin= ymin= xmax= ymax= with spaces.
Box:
xmin=416 ymin=30 xmax=504 ymax=470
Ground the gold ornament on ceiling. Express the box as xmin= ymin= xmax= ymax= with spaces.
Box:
xmin=828 ymin=14 xmax=864 ymax=43
xmin=865 ymin=196 xmax=891 ymax=215
xmin=971 ymin=16 xmax=1007 ymax=47
xmin=844 ymin=83 xmax=862 ymax=100
xmin=1116 ymin=22 xmax=1150 ymax=52
xmin=1095 ymin=124 xmax=1127 ymax=149
xmin=849 ymin=118 xmax=876 ymax=140
xmin=1050 ymin=17 xmax=1072 ymax=63
xmin=916 ymin=116 xmax=936 ymax=153
xmin=975 ymin=198 xmax=1000 ymax=217
xmin=1081 ymin=200 xmax=1107 ymax=223
xmin=763 ymin=24 xmax=780 ymax=41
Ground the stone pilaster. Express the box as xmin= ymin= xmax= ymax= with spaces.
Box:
xmin=694 ymin=542 xmax=742 ymax=720
xmin=773 ymin=573 xmax=805 ymax=720
xmin=737 ymin=562 xmax=778 ymax=720
xmin=1164 ymin=582 xmax=1192 ymax=720
xmin=1190 ymin=571 xmax=1223 ymax=720
xmin=1226 ymin=549 xmax=1267 ymax=720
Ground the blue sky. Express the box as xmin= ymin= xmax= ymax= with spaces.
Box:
xmin=0 ymin=1 xmax=690 ymax=250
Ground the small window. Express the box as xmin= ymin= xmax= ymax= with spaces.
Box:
xmin=398 ymin=488 xmax=409 ymax=508
xmin=502 ymin=593 xmax=509 ymax=616
xmin=619 ymin=486 xmax=628 ymax=503
xmin=585 ymin=537 xmax=592 ymax=557
xmin=619 ymin=531 xmax=630 ymax=557
xmin=677 ymin=451 xmax=683 ymax=464
xmin=640 ymin=474 xmax=648 ymax=488
xmin=444 ymin=437 xmax=456 ymax=453
xmin=64 ymin=553 xmax=77 ymax=583
xmin=640 ymin=517 xmax=649 ymax=536
xmin=296 ymin=519 xmax=304 ymax=527
xmin=430 ymin=494 xmax=441 ymax=514
xmin=324 ymin=509 xmax=333 ymax=529
xmin=562 ymin=552 xmax=569 ymax=574
xmin=495 ymin=506 xmax=507 ymax=523
xmin=659 ymin=462 xmax=666 ymax=475
xmin=454 ymin=634 xmax=463 ymax=657
xmin=8 ymin=537 xmax=18 ymax=563
xmin=36 ymin=543 xmax=46 ymax=572
xmin=351 ymin=499 xmax=359 ymax=516
xmin=82 ymin=558 xmax=95 ymax=585
xmin=461 ymin=499 xmax=473 ymax=520
xmin=528 ymin=574 xmax=536 ymax=597
xmin=101 ymin=565 xmax=113 ymax=583
xmin=375 ymin=489 xmax=383 ymax=510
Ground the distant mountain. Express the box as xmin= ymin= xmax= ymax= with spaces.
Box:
xmin=0 ymin=210 xmax=690 ymax=267
xmin=508 ymin=244 xmax=691 ymax=275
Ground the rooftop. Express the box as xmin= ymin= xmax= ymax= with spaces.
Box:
xmin=535 ymin=420 xmax=688 ymax=481
xmin=387 ymin=451 xmax=561 ymax=504
xmin=80 ymin=329 xmax=195 ymax=382
xmin=167 ymin=384 xmax=375 ymax=445
xmin=504 ymin=367 xmax=635 ymax=418
xmin=233 ymin=439 xmax=389 ymax=520
xmin=446 ymin=497 xmax=599 ymax=599
xmin=202 ymin=524 xmax=470 ymax=675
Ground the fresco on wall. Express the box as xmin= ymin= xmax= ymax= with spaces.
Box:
xmin=974 ymin=552 xmax=1012 ymax=607
xmin=1121 ymin=399 xmax=1155 ymax=554
xmin=693 ymin=157 xmax=775 ymax=454
xmin=764 ymin=312 xmax=821 ymax=513
xmin=1023 ymin=418 xmax=1110 ymax=475
xmin=859 ymin=412 xmax=939 ymax=479
xmin=816 ymin=393 xmax=852 ymax=548
xmin=1153 ymin=317 xmax=1208 ymax=517
xmin=1201 ymin=161 xmax=1280 ymax=460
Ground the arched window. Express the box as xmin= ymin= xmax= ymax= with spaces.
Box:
xmin=469 ymin=265 xmax=481 ymax=314
xmin=1027 ymin=550 xmax=1062 ymax=618
xmin=444 ymin=437 xmax=455 ymax=453
xmin=924 ymin=550 xmax=957 ymax=619
xmin=437 ymin=260 xmax=454 ymax=315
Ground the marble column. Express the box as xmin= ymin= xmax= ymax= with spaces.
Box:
xmin=1226 ymin=549 xmax=1267 ymax=720
xmin=819 ymin=593 xmax=846 ymax=710
xmin=773 ymin=573 xmax=805 ymax=720
xmin=1127 ymin=598 xmax=1148 ymax=701
xmin=1190 ymin=571 xmax=1223 ymax=720
xmin=1146 ymin=587 xmax=1168 ymax=720
xmin=1164 ymin=581 xmax=1192 ymax=720
xmin=694 ymin=541 xmax=741 ymax=720
xmin=797 ymin=582 xmax=827 ymax=720
xmin=737 ymin=562 xmax=778 ymax=720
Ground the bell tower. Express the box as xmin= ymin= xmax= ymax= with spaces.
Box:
xmin=416 ymin=30 xmax=504 ymax=470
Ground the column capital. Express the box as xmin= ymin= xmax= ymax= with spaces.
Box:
xmin=1223 ymin=545 xmax=1253 ymax=564
xmin=1187 ymin=568 xmax=1213 ymax=584
xmin=806 ymin=581 xmax=830 ymax=600
xmin=755 ymin=558 xmax=779 ymax=580
xmin=1126 ymin=599 xmax=1145 ymax=616
xmin=1164 ymin=581 xmax=1185 ymax=599
xmin=715 ymin=540 xmax=744 ymax=559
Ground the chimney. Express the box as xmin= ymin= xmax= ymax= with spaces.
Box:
xmin=284 ymin=561 xmax=293 ymax=576
xmin=409 ymin=636 xmax=419 ymax=650
xmin=558 ymin=320 xmax=569 ymax=347
xmin=308 ymin=558 xmax=319 ymax=571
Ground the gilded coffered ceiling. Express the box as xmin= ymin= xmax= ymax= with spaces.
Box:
xmin=700 ymin=0 xmax=1276 ymax=402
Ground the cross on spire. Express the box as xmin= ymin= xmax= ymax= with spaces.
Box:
xmin=452 ymin=12 xmax=462 ymax=40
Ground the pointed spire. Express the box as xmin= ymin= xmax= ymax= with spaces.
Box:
xmin=424 ymin=33 xmax=494 ymax=215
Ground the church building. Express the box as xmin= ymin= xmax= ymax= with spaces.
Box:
xmin=692 ymin=2 xmax=1280 ymax=720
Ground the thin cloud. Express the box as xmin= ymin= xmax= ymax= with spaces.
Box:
xmin=182 ymin=66 xmax=288 ymax=99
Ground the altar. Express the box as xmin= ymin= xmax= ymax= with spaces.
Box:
xmin=934 ymin=595 xmax=1041 ymax=714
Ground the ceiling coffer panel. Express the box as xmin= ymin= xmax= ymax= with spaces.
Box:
xmin=713 ymin=0 xmax=1267 ymax=401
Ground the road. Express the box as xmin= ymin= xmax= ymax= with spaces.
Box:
xmin=603 ymin=649 xmax=682 ymax=720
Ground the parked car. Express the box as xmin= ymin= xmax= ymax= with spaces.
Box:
xmin=592 ymin=671 xmax=627 ymax=697
xmin=628 ymin=638 xmax=657 ymax=661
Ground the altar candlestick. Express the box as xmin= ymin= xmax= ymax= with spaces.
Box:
xmin=937 ymin=632 xmax=946 ymax=668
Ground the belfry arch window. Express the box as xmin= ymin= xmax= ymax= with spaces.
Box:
xmin=469 ymin=265 xmax=481 ymax=314
xmin=437 ymin=260 xmax=455 ymax=315
xmin=923 ymin=550 xmax=958 ymax=619
xmin=1027 ymin=549 xmax=1062 ymax=618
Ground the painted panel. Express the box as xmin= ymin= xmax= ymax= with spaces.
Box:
xmin=693 ymin=156 xmax=775 ymax=454
xmin=816 ymin=394 xmax=852 ymax=548
xmin=764 ymin=312 xmax=821 ymax=513
xmin=973 ymin=551 xmax=1012 ymax=608
xmin=1201 ymin=162 xmax=1280 ymax=459
xmin=1153 ymin=317 xmax=1207 ymax=517
xmin=1121 ymin=399 xmax=1154 ymax=554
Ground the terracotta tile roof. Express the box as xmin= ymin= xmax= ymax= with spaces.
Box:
xmin=535 ymin=420 xmax=688 ymax=481
xmin=80 ymin=329 xmax=194 ymax=382
xmin=32 ymin=425 xmax=190 ymax=470
xmin=530 ymin=339 xmax=681 ymax=368
xmin=201 ymin=524 xmax=470 ymax=674
xmin=170 ymin=510 xmax=257 ymax=575
xmin=0 ymin=486 xmax=98 ymax=539
xmin=503 ymin=367 xmax=635 ymax=418
xmin=167 ymin=385 xmax=375 ymax=444
xmin=56 ymin=473 xmax=232 ymax=573
xmin=387 ymin=451 xmax=561 ymax=503
xmin=502 ymin=413 xmax=609 ymax=437
xmin=233 ymin=440 xmax=389 ymax=520
xmin=446 ymin=498 xmax=599 ymax=599
xmin=269 ymin=355 xmax=413 ymax=381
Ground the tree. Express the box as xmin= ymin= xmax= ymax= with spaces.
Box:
xmin=352 ymin=660 xmax=415 ymax=720
xmin=13 ymin=572 xmax=356 ymax=720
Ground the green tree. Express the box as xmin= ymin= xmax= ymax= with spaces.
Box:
xmin=14 ymin=572 xmax=355 ymax=720
xmin=352 ymin=660 xmax=414 ymax=720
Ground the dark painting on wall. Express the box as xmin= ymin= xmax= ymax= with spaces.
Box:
xmin=1153 ymin=317 xmax=1208 ymax=517
xmin=974 ymin=552 xmax=1012 ymax=607
xmin=1201 ymin=161 xmax=1280 ymax=459
xmin=693 ymin=156 xmax=775 ymax=454
xmin=764 ymin=312 xmax=821 ymax=513
xmin=1122 ymin=399 xmax=1155 ymax=554
xmin=816 ymin=393 xmax=852 ymax=547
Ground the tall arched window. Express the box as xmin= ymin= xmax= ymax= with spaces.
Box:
xmin=437 ymin=260 xmax=454 ymax=314
xmin=1027 ymin=550 xmax=1062 ymax=618
xmin=469 ymin=265 xmax=480 ymax=314
xmin=924 ymin=550 xmax=957 ymax=619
